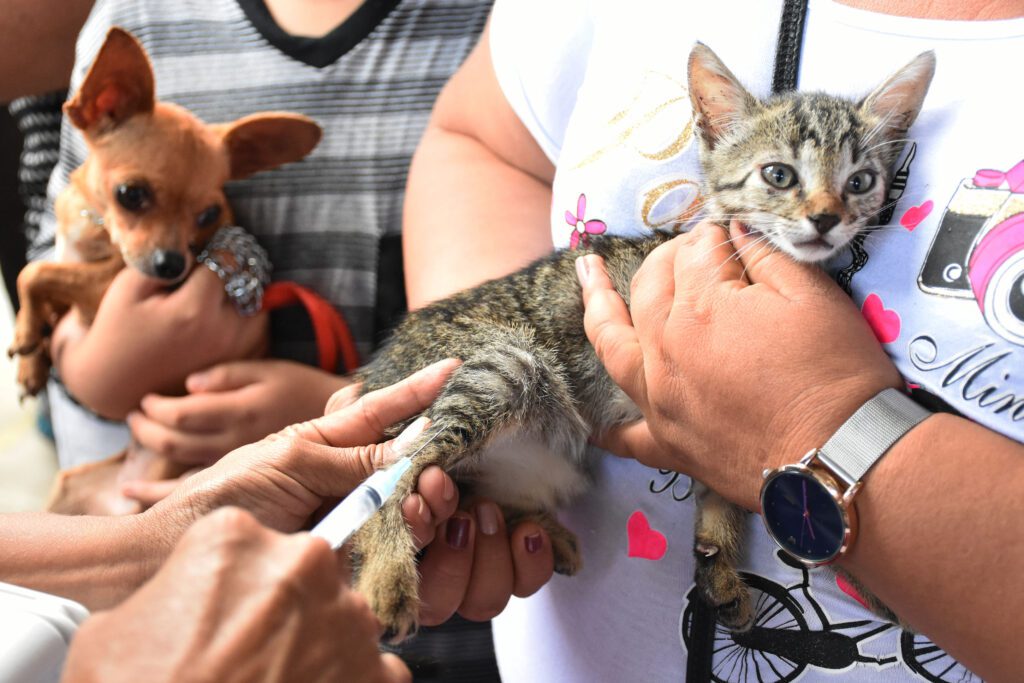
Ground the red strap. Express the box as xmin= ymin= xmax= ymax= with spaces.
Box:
xmin=263 ymin=282 xmax=360 ymax=374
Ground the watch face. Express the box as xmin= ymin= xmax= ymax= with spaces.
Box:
xmin=761 ymin=469 xmax=847 ymax=563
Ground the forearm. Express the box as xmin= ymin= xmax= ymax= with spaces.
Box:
xmin=54 ymin=302 xmax=269 ymax=420
xmin=0 ymin=0 xmax=94 ymax=101
xmin=403 ymin=24 xmax=554 ymax=308
xmin=0 ymin=511 xmax=168 ymax=610
xmin=404 ymin=125 xmax=553 ymax=307
xmin=58 ymin=324 xmax=196 ymax=418
xmin=839 ymin=413 xmax=1024 ymax=681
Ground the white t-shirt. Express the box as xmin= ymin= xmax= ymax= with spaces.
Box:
xmin=490 ymin=1 xmax=1024 ymax=681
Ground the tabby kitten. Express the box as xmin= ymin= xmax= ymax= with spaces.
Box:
xmin=352 ymin=43 xmax=935 ymax=638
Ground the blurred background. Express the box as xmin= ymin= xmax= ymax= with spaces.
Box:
xmin=0 ymin=108 xmax=59 ymax=513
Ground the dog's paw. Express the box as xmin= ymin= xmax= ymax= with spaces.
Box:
xmin=16 ymin=347 xmax=50 ymax=397
xmin=9 ymin=323 xmax=44 ymax=359
xmin=694 ymin=540 xmax=754 ymax=631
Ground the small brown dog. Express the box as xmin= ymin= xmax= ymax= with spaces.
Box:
xmin=8 ymin=27 xmax=321 ymax=397
xmin=7 ymin=27 xmax=321 ymax=513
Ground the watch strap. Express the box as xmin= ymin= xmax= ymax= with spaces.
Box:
xmin=818 ymin=388 xmax=931 ymax=487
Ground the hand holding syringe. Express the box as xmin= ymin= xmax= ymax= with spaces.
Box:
xmin=311 ymin=424 xmax=443 ymax=550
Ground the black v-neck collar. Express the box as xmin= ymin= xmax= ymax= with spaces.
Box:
xmin=237 ymin=0 xmax=402 ymax=68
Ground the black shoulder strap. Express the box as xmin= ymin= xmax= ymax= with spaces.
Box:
xmin=772 ymin=0 xmax=810 ymax=94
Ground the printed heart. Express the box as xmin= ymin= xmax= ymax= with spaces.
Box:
xmin=627 ymin=510 xmax=667 ymax=561
xmin=900 ymin=200 xmax=933 ymax=231
xmin=861 ymin=293 xmax=901 ymax=344
xmin=836 ymin=573 xmax=871 ymax=610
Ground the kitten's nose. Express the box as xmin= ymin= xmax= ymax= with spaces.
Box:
xmin=152 ymin=250 xmax=186 ymax=280
xmin=808 ymin=213 xmax=840 ymax=235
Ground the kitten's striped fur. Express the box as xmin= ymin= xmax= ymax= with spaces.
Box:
xmin=352 ymin=44 xmax=934 ymax=637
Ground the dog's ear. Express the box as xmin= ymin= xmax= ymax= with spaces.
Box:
xmin=216 ymin=113 xmax=322 ymax=180
xmin=64 ymin=27 xmax=156 ymax=133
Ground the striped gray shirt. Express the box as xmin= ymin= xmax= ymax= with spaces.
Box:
xmin=38 ymin=0 xmax=491 ymax=364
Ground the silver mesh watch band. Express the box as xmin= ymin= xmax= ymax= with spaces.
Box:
xmin=817 ymin=388 xmax=931 ymax=488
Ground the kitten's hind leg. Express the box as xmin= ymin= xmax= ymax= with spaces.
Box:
xmin=693 ymin=483 xmax=753 ymax=630
xmin=353 ymin=327 xmax=589 ymax=640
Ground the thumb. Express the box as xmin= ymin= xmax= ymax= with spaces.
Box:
xmin=121 ymin=478 xmax=183 ymax=506
xmin=186 ymin=361 xmax=262 ymax=393
xmin=577 ymin=254 xmax=649 ymax=412
xmin=593 ymin=420 xmax=678 ymax=471
xmin=111 ymin=266 xmax=165 ymax=303
xmin=729 ymin=221 xmax=830 ymax=299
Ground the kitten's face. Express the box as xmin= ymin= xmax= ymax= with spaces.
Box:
xmin=687 ymin=44 xmax=935 ymax=264
xmin=702 ymin=94 xmax=890 ymax=262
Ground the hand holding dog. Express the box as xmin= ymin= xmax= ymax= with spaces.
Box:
xmin=128 ymin=358 xmax=347 ymax=466
xmin=578 ymin=220 xmax=902 ymax=510
xmin=62 ymin=508 xmax=410 ymax=683
xmin=52 ymin=265 xmax=268 ymax=420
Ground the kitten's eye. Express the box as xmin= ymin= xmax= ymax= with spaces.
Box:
xmin=114 ymin=182 xmax=153 ymax=212
xmin=760 ymin=164 xmax=797 ymax=189
xmin=846 ymin=170 xmax=877 ymax=195
xmin=196 ymin=205 xmax=222 ymax=229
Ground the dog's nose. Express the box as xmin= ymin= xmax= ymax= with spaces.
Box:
xmin=152 ymin=250 xmax=186 ymax=280
xmin=808 ymin=213 xmax=841 ymax=235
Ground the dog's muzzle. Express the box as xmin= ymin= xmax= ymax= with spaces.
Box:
xmin=151 ymin=250 xmax=187 ymax=281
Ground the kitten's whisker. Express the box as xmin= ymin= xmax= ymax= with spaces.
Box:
xmin=862 ymin=138 xmax=912 ymax=155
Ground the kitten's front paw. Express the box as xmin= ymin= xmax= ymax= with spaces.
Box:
xmin=368 ymin=583 xmax=420 ymax=643
xmin=356 ymin=552 xmax=421 ymax=643
xmin=694 ymin=541 xmax=753 ymax=631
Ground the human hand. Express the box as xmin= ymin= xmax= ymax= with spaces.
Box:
xmin=139 ymin=359 xmax=461 ymax=554
xmin=415 ymin=501 xmax=556 ymax=626
xmin=52 ymin=265 xmax=268 ymax=419
xmin=323 ymin=380 xmax=556 ymax=625
xmin=578 ymin=220 xmax=902 ymax=510
xmin=62 ymin=508 xmax=410 ymax=683
xmin=128 ymin=359 xmax=346 ymax=465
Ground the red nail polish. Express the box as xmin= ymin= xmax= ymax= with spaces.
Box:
xmin=446 ymin=517 xmax=471 ymax=549
xmin=525 ymin=533 xmax=542 ymax=554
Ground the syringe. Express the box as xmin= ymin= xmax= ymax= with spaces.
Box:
xmin=310 ymin=428 xmax=442 ymax=550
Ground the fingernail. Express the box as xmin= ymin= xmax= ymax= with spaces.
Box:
xmin=525 ymin=533 xmax=543 ymax=554
xmin=446 ymin=516 xmax=471 ymax=549
xmin=393 ymin=416 xmax=430 ymax=454
xmin=186 ymin=372 xmax=208 ymax=391
xmin=126 ymin=411 xmax=141 ymax=425
xmin=574 ymin=256 xmax=590 ymax=286
xmin=476 ymin=503 xmax=500 ymax=536
xmin=441 ymin=472 xmax=456 ymax=502
xmin=415 ymin=494 xmax=432 ymax=526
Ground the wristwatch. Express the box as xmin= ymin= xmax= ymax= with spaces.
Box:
xmin=759 ymin=388 xmax=931 ymax=566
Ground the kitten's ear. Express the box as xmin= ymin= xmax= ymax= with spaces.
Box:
xmin=860 ymin=51 xmax=935 ymax=138
xmin=688 ymin=43 xmax=757 ymax=150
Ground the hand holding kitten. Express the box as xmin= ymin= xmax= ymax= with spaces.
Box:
xmin=578 ymin=219 xmax=903 ymax=510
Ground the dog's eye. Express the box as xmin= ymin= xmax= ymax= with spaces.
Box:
xmin=114 ymin=183 xmax=152 ymax=212
xmin=760 ymin=164 xmax=798 ymax=190
xmin=196 ymin=205 xmax=222 ymax=229
xmin=846 ymin=170 xmax=877 ymax=195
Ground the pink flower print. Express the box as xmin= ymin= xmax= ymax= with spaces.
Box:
xmin=565 ymin=193 xmax=607 ymax=249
